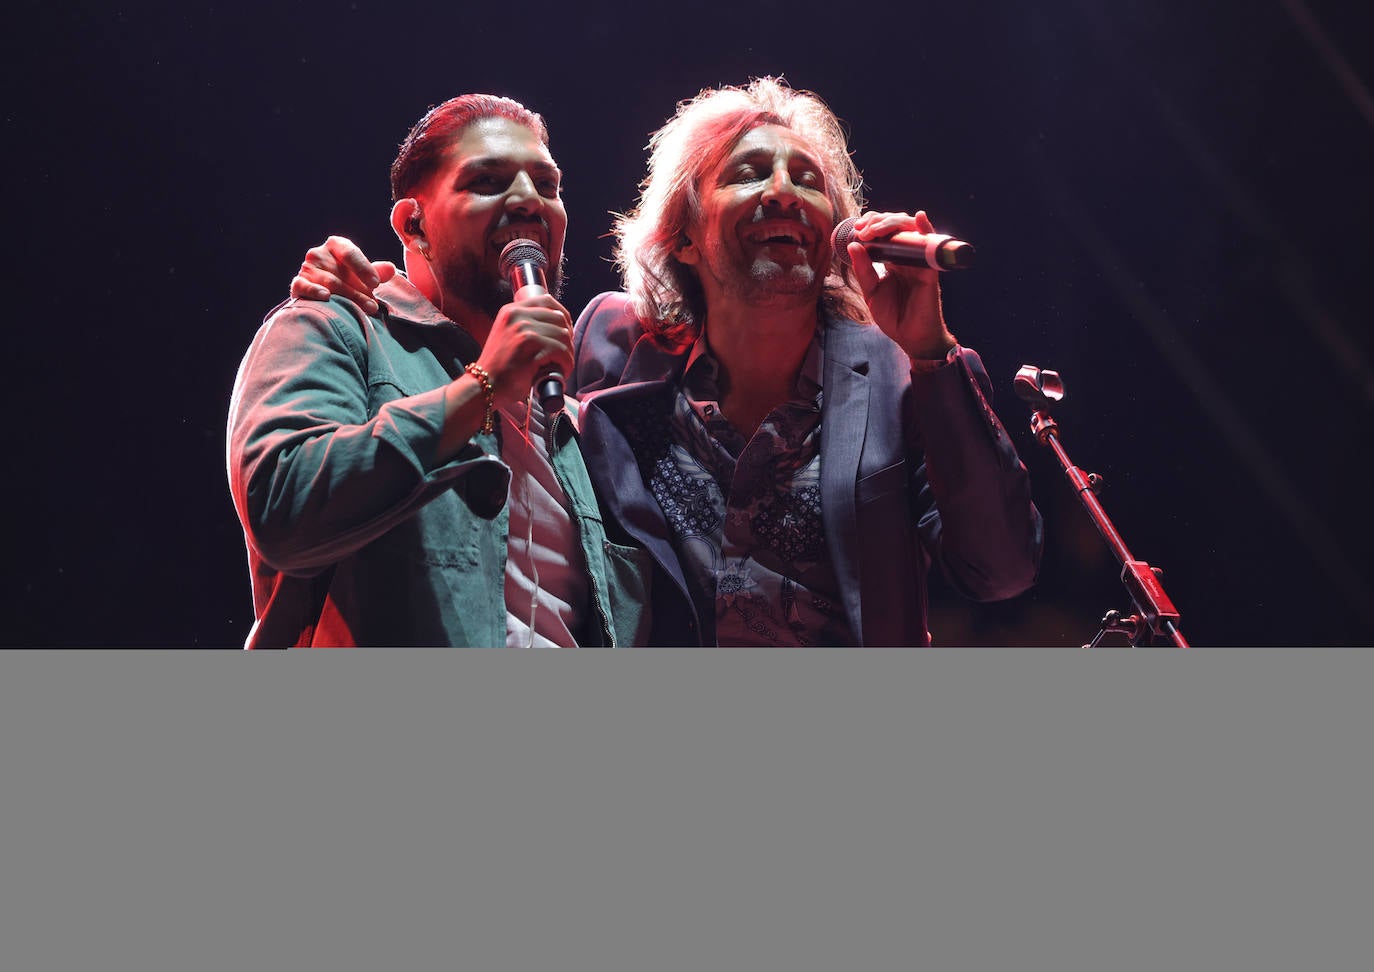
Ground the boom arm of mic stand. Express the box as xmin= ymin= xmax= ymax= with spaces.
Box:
xmin=1015 ymin=365 xmax=1189 ymax=647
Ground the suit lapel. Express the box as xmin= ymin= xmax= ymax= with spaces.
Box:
xmin=580 ymin=381 xmax=694 ymax=603
xmin=820 ymin=320 xmax=871 ymax=644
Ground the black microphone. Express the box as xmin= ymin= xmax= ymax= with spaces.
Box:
xmin=831 ymin=216 xmax=976 ymax=271
xmin=498 ymin=238 xmax=564 ymax=416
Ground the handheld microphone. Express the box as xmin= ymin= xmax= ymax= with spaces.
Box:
xmin=831 ymin=216 xmax=976 ymax=271
xmin=498 ymin=238 xmax=564 ymax=415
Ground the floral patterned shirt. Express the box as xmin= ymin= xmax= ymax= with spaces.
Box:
xmin=631 ymin=326 xmax=854 ymax=646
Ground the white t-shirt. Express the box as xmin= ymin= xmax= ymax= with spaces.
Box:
xmin=499 ymin=396 xmax=589 ymax=647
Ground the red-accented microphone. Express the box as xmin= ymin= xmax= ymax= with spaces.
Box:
xmin=831 ymin=215 xmax=976 ymax=271
xmin=498 ymin=238 xmax=564 ymax=416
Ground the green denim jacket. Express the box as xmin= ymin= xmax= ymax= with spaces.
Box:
xmin=227 ymin=276 xmax=649 ymax=647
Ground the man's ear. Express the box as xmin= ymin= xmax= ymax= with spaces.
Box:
xmin=391 ymin=198 xmax=428 ymax=255
xmin=674 ymin=231 xmax=700 ymax=266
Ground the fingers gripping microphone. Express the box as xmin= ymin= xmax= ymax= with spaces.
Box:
xmin=831 ymin=216 xmax=976 ymax=271
xmin=498 ymin=238 xmax=564 ymax=415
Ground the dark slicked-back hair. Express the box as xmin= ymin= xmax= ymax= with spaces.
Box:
xmin=390 ymin=94 xmax=549 ymax=201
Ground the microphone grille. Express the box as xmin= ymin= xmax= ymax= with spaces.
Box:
xmin=498 ymin=238 xmax=548 ymax=274
xmin=829 ymin=216 xmax=858 ymax=268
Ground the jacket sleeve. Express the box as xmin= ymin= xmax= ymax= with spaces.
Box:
xmin=226 ymin=299 xmax=508 ymax=576
xmin=909 ymin=346 xmax=1044 ymax=601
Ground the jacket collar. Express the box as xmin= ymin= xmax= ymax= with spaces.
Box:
xmin=376 ymin=274 xmax=484 ymax=360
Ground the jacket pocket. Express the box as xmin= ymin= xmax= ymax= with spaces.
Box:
xmin=600 ymin=539 xmax=653 ymax=647
xmin=345 ymin=508 xmax=503 ymax=645
xmin=856 ymin=459 xmax=909 ymax=506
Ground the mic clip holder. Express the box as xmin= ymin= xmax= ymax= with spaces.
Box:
xmin=1014 ymin=365 xmax=1189 ymax=647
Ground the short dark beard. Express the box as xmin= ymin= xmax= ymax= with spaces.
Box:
xmin=437 ymin=251 xmax=566 ymax=320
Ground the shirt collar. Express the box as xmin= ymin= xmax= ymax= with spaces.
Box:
xmin=374 ymin=273 xmax=484 ymax=359
xmin=375 ymin=273 xmax=447 ymax=325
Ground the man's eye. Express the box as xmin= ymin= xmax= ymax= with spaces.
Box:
xmin=730 ymin=167 xmax=759 ymax=183
xmin=468 ymin=175 xmax=504 ymax=192
xmin=538 ymin=179 xmax=562 ymax=197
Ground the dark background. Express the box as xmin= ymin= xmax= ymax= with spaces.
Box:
xmin=6 ymin=0 xmax=1371 ymax=646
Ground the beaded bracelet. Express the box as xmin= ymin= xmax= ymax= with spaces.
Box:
xmin=464 ymin=362 xmax=496 ymax=435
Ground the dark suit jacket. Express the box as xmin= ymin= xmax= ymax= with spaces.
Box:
xmin=570 ymin=291 xmax=1043 ymax=646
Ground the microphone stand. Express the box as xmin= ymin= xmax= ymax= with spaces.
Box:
xmin=1014 ymin=365 xmax=1189 ymax=647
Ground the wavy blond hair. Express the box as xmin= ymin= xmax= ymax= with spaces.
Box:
xmin=614 ymin=77 xmax=870 ymax=336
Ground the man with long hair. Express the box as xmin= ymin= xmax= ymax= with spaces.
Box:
xmin=571 ymin=78 xmax=1041 ymax=645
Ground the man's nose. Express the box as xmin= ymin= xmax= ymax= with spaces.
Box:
xmin=760 ymin=168 xmax=802 ymax=211
xmin=505 ymin=171 xmax=544 ymax=213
